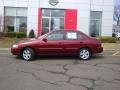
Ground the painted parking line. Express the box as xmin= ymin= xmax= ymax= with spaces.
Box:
xmin=103 ymin=49 xmax=120 ymax=55
xmin=0 ymin=48 xmax=10 ymax=50
xmin=112 ymin=51 xmax=120 ymax=56
xmin=104 ymin=49 xmax=120 ymax=51
xmin=0 ymin=53 xmax=11 ymax=55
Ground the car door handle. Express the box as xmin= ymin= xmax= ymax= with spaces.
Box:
xmin=80 ymin=42 xmax=83 ymax=44
xmin=59 ymin=42 xmax=62 ymax=44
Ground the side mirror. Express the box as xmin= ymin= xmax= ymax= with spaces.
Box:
xmin=42 ymin=38 xmax=47 ymax=42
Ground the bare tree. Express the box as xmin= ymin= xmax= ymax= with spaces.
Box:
xmin=114 ymin=5 xmax=120 ymax=26
xmin=0 ymin=16 xmax=1 ymax=32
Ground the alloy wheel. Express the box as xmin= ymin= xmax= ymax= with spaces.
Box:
xmin=79 ymin=48 xmax=91 ymax=60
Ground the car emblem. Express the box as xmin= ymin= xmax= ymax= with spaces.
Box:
xmin=49 ymin=0 xmax=59 ymax=6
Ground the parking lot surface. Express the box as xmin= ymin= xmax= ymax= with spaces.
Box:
xmin=0 ymin=49 xmax=120 ymax=90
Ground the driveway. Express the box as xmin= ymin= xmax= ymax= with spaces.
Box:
xmin=0 ymin=49 xmax=120 ymax=90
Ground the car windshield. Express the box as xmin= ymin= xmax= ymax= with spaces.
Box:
xmin=37 ymin=33 xmax=48 ymax=40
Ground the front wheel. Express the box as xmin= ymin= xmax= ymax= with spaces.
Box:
xmin=21 ymin=48 xmax=35 ymax=61
xmin=78 ymin=48 xmax=91 ymax=60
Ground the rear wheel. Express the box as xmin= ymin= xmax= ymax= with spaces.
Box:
xmin=78 ymin=48 xmax=91 ymax=60
xmin=21 ymin=48 xmax=35 ymax=61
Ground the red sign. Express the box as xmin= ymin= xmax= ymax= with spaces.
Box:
xmin=65 ymin=9 xmax=77 ymax=30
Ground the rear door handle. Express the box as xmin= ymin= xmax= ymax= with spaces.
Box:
xmin=80 ymin=42 xmax=83 ymax=44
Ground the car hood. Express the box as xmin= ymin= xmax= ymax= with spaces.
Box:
xmin=16 ymin=38 xmax=37 ymax=44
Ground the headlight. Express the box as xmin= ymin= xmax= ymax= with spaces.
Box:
xmin=12 ymin=45 xmax=18 ymax=48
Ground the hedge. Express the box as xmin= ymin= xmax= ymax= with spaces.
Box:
xmin=0 ymin=32 xmax=26 ymax=38
xmin=98 ymin=36 xmax=116 ymax=43
xmin=0 ymin=32 xmax=6 ymax=37
xmin=5 ymin=32 xmax=16 ymax=37
xmin=16 ymin=32 xmax=26 ymax=38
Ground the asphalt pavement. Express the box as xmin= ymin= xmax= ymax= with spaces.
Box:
xmin=0 ymin=49 xmax=120 ymax=90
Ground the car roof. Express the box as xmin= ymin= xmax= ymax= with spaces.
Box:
xmin=51 ymin=30 xmax=81 ymax=33
xmin=51 ymin=30 xmax=90 ymax=39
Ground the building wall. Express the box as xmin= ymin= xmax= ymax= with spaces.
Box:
xmin=27 ymin=0 xmax=39 ymax=36
xmin=91 ymin=0 xmax=114 ymax=36
xmin=102 ymin=0 xmax=114 ymax=36
xmin=0 ymin=1 xmax=4 ymax=32
xmin=0 ymin=0 xmax=114 ymax=36
xmin=0 ymin=0 xmax=39 ymax=36
xmin=39 ymin=0 xmax=90 ymax=35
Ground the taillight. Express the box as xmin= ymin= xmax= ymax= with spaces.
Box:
xmin=96 ymin=43 xmax=101 ymax=47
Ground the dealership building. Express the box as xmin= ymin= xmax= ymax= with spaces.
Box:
xmin=0 ymin=0 xmax=114 ymax=37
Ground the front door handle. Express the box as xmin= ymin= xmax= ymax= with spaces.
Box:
xmin=59 ymin=42 xmax=62 ymax=44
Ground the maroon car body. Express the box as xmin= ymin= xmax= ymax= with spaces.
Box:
xmin=11 ymin=30 xmax=103 ymax=61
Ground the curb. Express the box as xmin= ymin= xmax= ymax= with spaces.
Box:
xmin=0 ymin=48 xmax=10 ymax=50
xmin=104 ymin=49 xmax=120 ymax=51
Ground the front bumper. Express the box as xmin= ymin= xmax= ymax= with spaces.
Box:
xmin=11 ymin=47 xmax=20 ymax=55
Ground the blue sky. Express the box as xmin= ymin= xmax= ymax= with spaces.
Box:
xmin=115 ymin=0 xmax=120 ymax=6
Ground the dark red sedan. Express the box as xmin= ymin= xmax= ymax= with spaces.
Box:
xmin=11 ymin=30 xmax=103 ymax=61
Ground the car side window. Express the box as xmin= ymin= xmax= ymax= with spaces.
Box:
xmin=46 ymin=31 xmax=65 ymax=40
xmin=77 ymin=32 xmax=83 ymax=40
xmin=66 ymin=32 xmax=83 ymax=40
xmin=66 ymin=32 xmax=77 ymax=40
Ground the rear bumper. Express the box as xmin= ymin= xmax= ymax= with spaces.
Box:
xmin=94 ymin=47 xmax=103 ymax=53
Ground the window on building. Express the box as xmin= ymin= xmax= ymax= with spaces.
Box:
xmin=90 ymin=11 xmax=102 ymax=37
xmin=41 ymin=9 xmax=64 ymax=35
xmin=4 ymin=7 xmax=27 ymax=32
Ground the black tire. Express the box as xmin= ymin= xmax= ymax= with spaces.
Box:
xmin=78 ymin=48 xmax=91 ymax=60
xmin=21 ymin=48 xmax=35 ymax=61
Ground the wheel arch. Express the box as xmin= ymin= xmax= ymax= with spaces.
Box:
xmin=77 ymin=47 xmax=92 ymax=55
xmin=77 ymin=47 xmax=93 ymax=60
xmin=20 ymin=46 xmax=37 ymax=56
